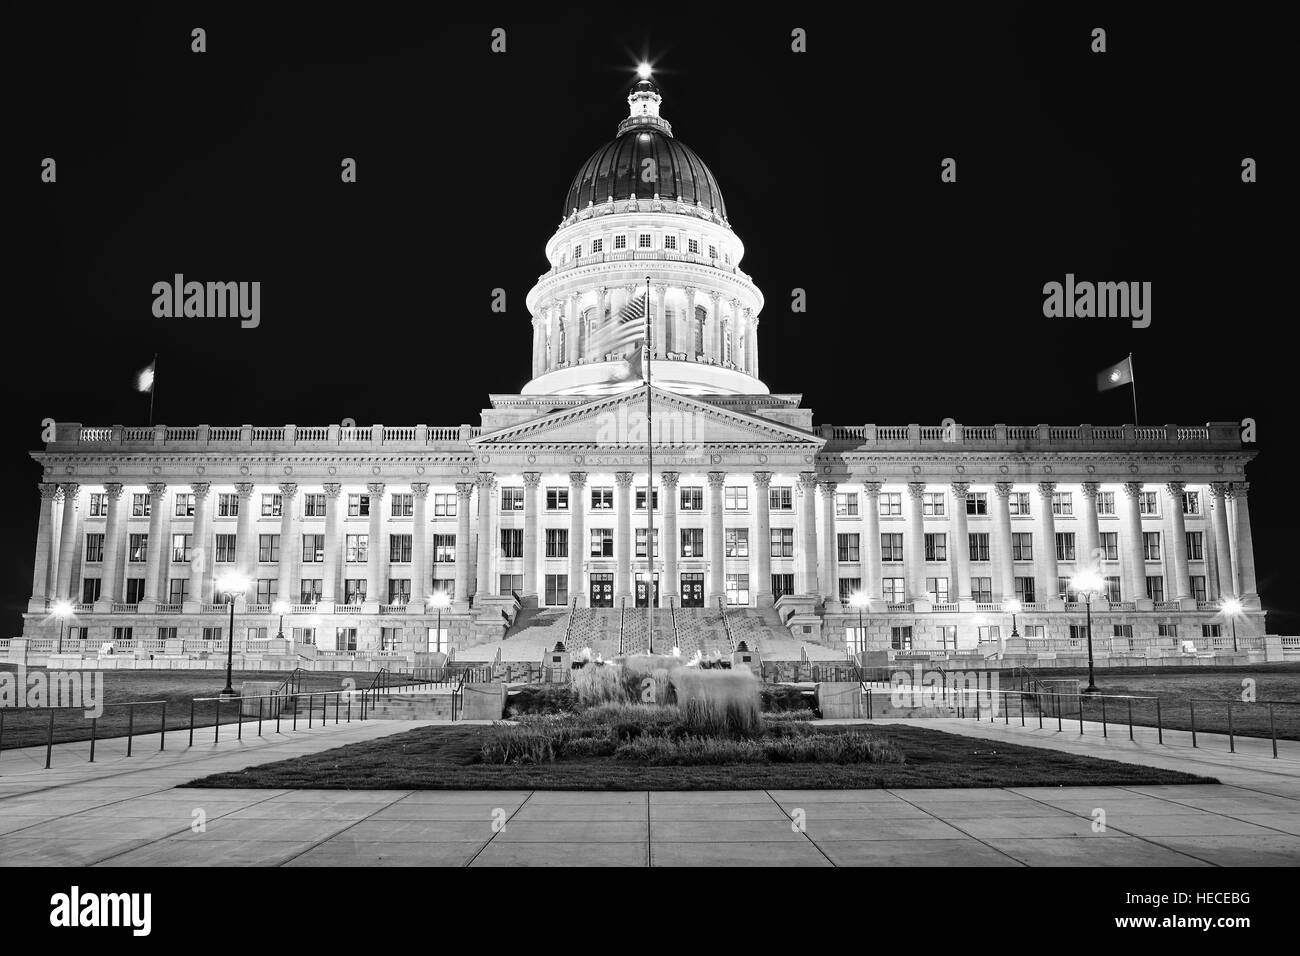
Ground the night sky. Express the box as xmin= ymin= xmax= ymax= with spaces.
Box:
xmin=3 ymin=5 xmax=1292 ymax=633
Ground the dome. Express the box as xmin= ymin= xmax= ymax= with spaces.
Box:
xmin=562 ymin=83 xmax=727 ymax=219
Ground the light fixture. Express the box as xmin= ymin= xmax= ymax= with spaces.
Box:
xmin=636 ymin=61 xmax=653 ymax=79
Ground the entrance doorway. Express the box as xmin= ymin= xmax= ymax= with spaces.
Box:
xmin=680 ymin=573 xmax=704 ymax=608
xmin=590 ymin=573 xmax=614 ymax=608
xmin=635 ymin=573 xmax=660 ymax=608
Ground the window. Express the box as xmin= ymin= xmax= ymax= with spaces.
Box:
xmin=590 ymin=528 xmax=614 ymax=558
xmin=663 ymin=235 xmax=676 ymax=250
xmin=1015 ymin=576 xmax=1036 ymax=603
xmin=1011 ymin=532 xmax=1033 ymax=561
xmin=725 ymin=528 xmax=749 ymax=557
xmin=591 ymin=238 xmax=603 ymax=254
xmin=1201 ymin=624 xmax=1222 ymax=638
xmin=390 ymin=534 xmax=413 ymax=563
xmin=968 ymin=533 xmax=990 ymax=562
xmin=1186 ymin=531 xmax=1204 ymax=561
xmin=636 ymin=487 xmax=660 ymax=511
xmin=174 ymin=493 xmax=194 ymax=517
xmin=171 ymin=533 xmax=192 ymax=562
xmin=635 ymin=528 xmax=659 ymax=558
xmin=1189 ymin=576 xmax=1206 ymax=602
xmin=1113 ymin=624 xmax=1134 ymax=639
xmin=680 ymin=486 xmax=704 ymax=511
xmin=976 ymin=625 xmax=1001 ymax=644
xmin=573 ymin=243 xmax=582 ymax=259
xmin=708 ymin=244 xmax=718 ymax=259
xmin=499 ymin=487 xmax=524 ymax=511
xmin=1069 ymin=624 xmax=1088 ymax=641
xmin=1158 ymin=623 xmax=1178 ymax=638
xmin=837 ymin=533 xmax=860 ymax=562
xmin=388 ymin=579 xmax=411 ymax=605
xmin=1143 ymin=532 xmax=1161 ymax=561
xmin=336 ymin=628 xmax=358 ymax=652
xmin=1183 ymin=491 xmax=1201 ymax=515
xmin=258 ymin=534 xmax=280 ymax=562
xmin=614 ymin=234 xmax=627 ymax=250
xmin=299 ymin=579 xmax=323 ymax=604
xmin=303 ymin=534 xmax=326 ymax=563
xmin=1099 ymin=532 xmax=1119 ymax=561
xmin=1138 ymin=491 xmax=1160 ymax=516
xmin=726 ymin=573 xmax=750 ymax=605
xmin=293 ymin=626 xmax=316 ymax=645
xmin=770 ymin=528 xmax=794 ymax=558
xmin=215 ymin=534 xmax=237 ymax=563
xmin=591 ymin=487 xmax=614 ymax=510
xmin=433 ymin=533 xmax=456 ymax=563
xmin=111 ymin=626 xmax=133 ymax=643
xmin=381 ymin=627 xmax=403 ymax=651
xmin=1104 ymin=575 xmax=1122 ymax=603
xmin=201 ymin=626 xmax=222 ymax=642
xmin=846 ymin=623 xmax=866 ymax=656
xmin=169 ymin=579 xmax=189 ymax=604
xmin=391 ymin=494 xmax=413 ymax=518
xmin=256 ymin=579 xmax=276 ymax=604
xmin=344 ymin=534 xmax=367 ymax=562
xmin=638 ymin=233 xmax=652 ymax=249
xmin=970 ymin=577 xmax=992 ymax=603
xmin=882 ymin=578 xmax=906 ymax=602
xmin=839 ymin=577 xmax=863 ymax=603
xmin=923 ymin=533 xmax=946 ymax=561
xmin=1022 ymin=626 xmax=1044 ymax=639
xmin=966 ymin=492 xmax=988 ymax=516
xmin=303 ymin=493 xmax=326 ymax=517
xmin=545 ymin=528 xmax=568 ymax=558
xmin=1052 ymin=492 xmax=1073 ymax=516
xmin=499 ymin=574 xmax=523 ymax=595
xmin=834 ymin=492 xmax=858 ymax=517
xmin=546 ymin=487 xmax=569 ymax=511
xmin=89 ymin=493 xmax=108 ymax=516
xmin=687 ymin=237 xmax=700 ymax=254
xmin=1056 ymin=532 xmax=1076 ymax=561
xmin=922 ymin=492 xmax=946 ymax=516
xmin=156 ymin=625 xmax=176 ymax=641
xmin=347 ymin=494 xmax=370 ymax=517
xmin=881 ymin=533 xmax=904 ymax=562
xmin=771 ymin=573 xmax=795 ymax=599
xmin=132 ymin=493 xmax=151 ymax=517
xmin=82 ymin=579 xmax=101 ymax=603
xmin=725 ymin=487 xmax=748 ymax=511
xmin=936 ymin=625 xmax=957 ymax=650
xmin=344 ymin=579 xmax=367 ymax=604
xmin=1058 ymin=576 xmax=1079 ymax=602
xmin=890 ymin=626 xmax=913 ymax=651
xmin=879 ymin=493 xmax=902 ymax=517
xmin=216 ymin=493 xmax=239 ymax=517
xmin=545 ymin=574 xmax=569 ymax=607
xmin=500 ymin=529 xmax=524 ymax=558
xmin=85 ymin=533 xmax=105 ymax=563
xmin=128 ymin=533 xmax=148 ymax=563
xmin=1145 ymin=576 xmax=1164 ymax=603
xmin=1008 ymin=492 xmax=1031 ymax=516
xmin=926 ymin=577 xmax=950 ymax=603
xmin=1096 ymin=492 xmax=1116 ymax=516
xmin=261 ymin=493 xmax=282 ymax=517
xmin=769 ymin=486 xmax=793 ymax=511
xmin=680 ymin=528 xmax=704 ymax=558
xmin=433 ymin=493 xmax=456 ymax=517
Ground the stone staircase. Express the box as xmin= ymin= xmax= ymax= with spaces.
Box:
xmin=671 ymin=607 xmax=733 ymax=658
xmin=619 ymin=608 xmax=677 ymax=655
xmin=565 ymin=608 xmax=621 ymax=659
xmin=363 ymin=690 xmax=457 ymax=720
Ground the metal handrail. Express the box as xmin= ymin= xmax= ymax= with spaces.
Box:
xmin=716 ymin=597 xmax=737 ymax=651
xmin=669 ymin=602 xmax=681 ymax=653
xmin=1188 ymin=698 xmax=1300 ymax=758
xmin=563 ymin=596 xmax=577 ymax=650
xmin=618 ymin=597 xmax=627 ymax=656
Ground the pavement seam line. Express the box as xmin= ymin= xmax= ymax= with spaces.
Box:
xmin=272 ymin=789 xmax=419 ymax=867
xmin=763 ymin=788 xmax=835 ymax=867
xmin=464 ymin=790 xmax=535 ymax=867
xmin=884 ymin=788 xmax=1027 ymax=866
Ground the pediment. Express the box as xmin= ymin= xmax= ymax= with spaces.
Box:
xmin=470 ymin=386 xmax=823 ymax=449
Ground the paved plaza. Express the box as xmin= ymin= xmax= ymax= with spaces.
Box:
xmin=1 ymin=718 xmax=1298 ymax=866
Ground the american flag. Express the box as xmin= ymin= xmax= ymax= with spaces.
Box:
xmin=588 ymin=290 xmax=649 ymax=382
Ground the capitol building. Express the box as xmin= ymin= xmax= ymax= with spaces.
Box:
xmin=21 ymin=79 xmax=1265 ymax=663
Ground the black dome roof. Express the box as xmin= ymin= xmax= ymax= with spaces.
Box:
xmin=564 ymin=127 xmax=727 ymax=220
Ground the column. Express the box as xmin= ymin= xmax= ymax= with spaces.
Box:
xmin=531 ymin=316 xmax=542 ymax=377
xmin=454 ymin=482 xmax=474 ymax=610
xmin=568 ymin=472 xmax=587 ymax=608
xmin=1165 ymin=481 xmax=1191 ymax=603
xmin=685 ymin=287 xmax=698 ymax=357
xmin=94 ymin=483 xmax=126 ymax=607
xmin=55 ymin=483 xmax=81 ymax=600
xmin=189 ymin=482 xmax=212 ymax=604
xmin=1035 ymin=482 xmax=1059 ymax=607
xmin=1080 ymin=481 xmax=1102 ymax=571
xmin=991 ymin=482 xmax=1015 ymax=601
xmin=29 ymin=484 xmax=61 ymax=609
xmin=235 ymin=482 xmax=256 ymax=603
xmin=366 ymin=483 xmax=386 ymax=606
xmin=1121 ymin=482 xmax=1148 ymax=604
xmin=321 ymin=483 xmax=343 ymax=605
xmin=615 ymin=472 xmax=634 ymax=603
xmin=797 ymin=472 xmax=818 ymax=596
xmin=706 ymin=471 xmax=726 ymax=606
xmin=747 ymin=311 xmax=759 ymax=378
xmin=708 ymin=292 xmax=722 ymax=362
xmin=660 ymin=472 xmax=679 ymax=607
xmin=565 ymin=295 xmax=580 ymax=365
xmin=277 ymin=483 xmax=299 ymax=609
xmin=903 ymin=482 xmax=927 ymax=603
xmin=141 ymin=483 xmax=168 ymax=607
xmin=752 ymin=472 xmax=773 ymax=606
xmin=820 ymin=480 xmax=840 ymax=604
xmin=948 ymin=482 xmax=971 ymax=602
xmin=594 ymin=287 xmax=607 ymax=356
xmin=474 ymin=473 xmax=495 ymax=602
xmin=1209 ymin=482 xmax=1235 ymax=601
xmin=653 ymin=284 xmax=668 ymax=357
xmin=1231 ymin=482 xmax=1259 ymax=605
xmin=522 ymin=472 xmax=541 ymax=602
xmin=408 ymin=483 xmax=428 ymax=609
xmin=728 ymin=299 xmax=741 ymax=365
xmin=862 ymin=482 xmax=883 ymax=603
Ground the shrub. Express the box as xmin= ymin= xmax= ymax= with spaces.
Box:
xmin=762 ymin=731 xmax=904 ymax=765
xmin=480 ymin=727 xmax=559 ymax=764
xmin=571 ymin=662 xmax=627 ymax=708
xmin=581 ymin=702 xmax=683 ymax=742
xmin=761 ymin=685 xmax=816 ymax=713
xmin=504 ymin=685 xmax=577 ymax=717
xmin=674 ymin=668 xmax=763 ymax=737
xmin=615 ymin=734 xmax=767 ymax=765
xmin=619 ymin=655 xmax=683 ymax=705
xmin=560 ymin=735 xmax=618 ymax=759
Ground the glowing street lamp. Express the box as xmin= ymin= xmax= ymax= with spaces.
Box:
xmin=1221 ymin=597 xmax=1244 ymax=652
xmin=1005 ymin=598 xmax=1022 ymax=638
xmin=215 ymin=572 xmax=249 ymax=697
xmin=1070 ymin=568 xmax=1104 ymax=694
xmin=52 ymin=599 xmax=73 ymax=653
xmin=272 ymin=599 xmax=291 ymax=641
xmin=848 ymin=591 xmax=869 ymax=657
xmin=427 ymin=590 xmax=452 ymax=654
xmin=636 ymin=61 xmax=653 ymax=80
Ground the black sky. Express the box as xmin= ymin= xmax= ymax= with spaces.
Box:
xmin=3 ymin=4 xmax=1293 ymax=633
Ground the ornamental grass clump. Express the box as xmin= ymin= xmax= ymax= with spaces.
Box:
xmin=673 ymin=667 xmax=763 ymax=738
xmin=571 ymin=661 xmax=627 ymax=707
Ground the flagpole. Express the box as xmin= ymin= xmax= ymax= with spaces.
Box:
xmin=149 ymin=353 xmax=158 ymax=426
xmin=644 ymin=276 xmax=655 ymax=654
xmin=1129 ymin=352 xmax=1138 ymax=425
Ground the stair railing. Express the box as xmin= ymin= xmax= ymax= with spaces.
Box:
xmin=716 ymin=597 xmax=738 ymax=651
xmin=563 ymin=596 xmax=577 ymax=650
xmin=618 ymin=597 xmax=627 ymax=655
xmin=669 ymin=602 xmax=681 ymax=653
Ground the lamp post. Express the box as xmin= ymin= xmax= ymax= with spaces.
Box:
xmin=1071 ymin=569 xmax=1103 ymax=694
xmin=1221 ymin=598 xmax=1243 ymax=652
xmin=273 ymin=600 xmax=290 ymax=641
xmin=216 ymin=572 xmax=249 ymax=698
xmin=428 ymin=591 xmax=451 ymax=654
xmin=848 ymin=591 xmax=869 ymax=658
xmin=1006 ymin=598 xmax=1021 ymax=638
xmin=52 ymin=599 xmax=73 ymax=653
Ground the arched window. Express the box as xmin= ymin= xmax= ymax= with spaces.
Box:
xmin=558 ymin=320 xmax=566 ymax=361
xmin=694 ymin=305 xmax=707 ymax=357
xmin=723 ymin=318 xmax=732 ymax=365
xmin=579 ymin=307 xmax=593 ymax=360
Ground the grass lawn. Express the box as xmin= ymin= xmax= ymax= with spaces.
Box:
xmin=184 ymin=722 xmax=1214 ymax=790
xmin=0 ymin=668 xmax=374 ymax=750
xmin=1028 ymin=664 xmax=1300 ymax=741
